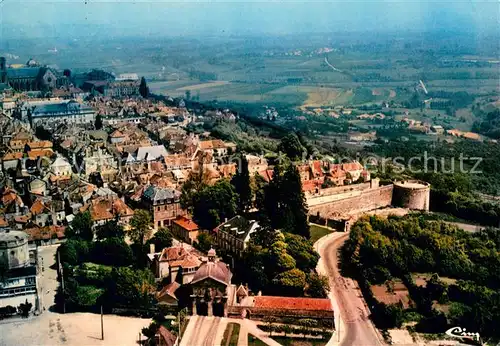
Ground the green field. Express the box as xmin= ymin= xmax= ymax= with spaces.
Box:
xmin=309 ymin=224 xmax=333 ymax=243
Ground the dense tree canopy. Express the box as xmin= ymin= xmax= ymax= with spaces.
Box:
xmin=263 ymin=162 xmax=310 ymax=237
xmin=129 ymin=210 xmax=152 ymax=245
xmin=66 ymin=212 xmax=94 ymax=241
xmin=238 ymin=228 xmax=327 ymax=297
xmin=147 ymin=227 xmax=173 ymax=251
xmin=278 ymin=133 xmax=305 ymax=161
xmin=191 ymin=179 xmax=238 ymax=230
xmin=96 ymin=219 xmax=124 ymax=240
xmin=341 ymin=215 xmax=500 ymax=337
xmin=231 ymin=154 xmax=252 ymax=213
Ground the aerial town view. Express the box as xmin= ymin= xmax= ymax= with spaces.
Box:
xmin=0 ymin=1 xmax=499 ymax=346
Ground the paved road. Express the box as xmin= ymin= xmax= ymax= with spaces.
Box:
xmin=317 ymin=232 xmax=384 ymax=346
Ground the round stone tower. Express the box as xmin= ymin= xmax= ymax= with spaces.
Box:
xmin=0 ymin=230 xmax=30 ymax=270
xmin=392 ymin=180 xmax=430 ymax=211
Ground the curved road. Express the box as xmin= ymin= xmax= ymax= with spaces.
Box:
xmin=318 ymin=233 xmax=384 ymax=346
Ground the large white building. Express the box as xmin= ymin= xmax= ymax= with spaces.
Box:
xmin=26 ymin=100 xmax=95 ymax=127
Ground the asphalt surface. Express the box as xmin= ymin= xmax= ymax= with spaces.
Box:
xmin=320 ymin=233 xmax=384 ymax=346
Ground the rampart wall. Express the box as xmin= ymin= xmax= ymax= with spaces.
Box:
xmin=308 ymin=185 xmax=394 ymax=218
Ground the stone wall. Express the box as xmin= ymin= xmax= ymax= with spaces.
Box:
xmin=392 ymin=181 xmax=430 ymax=211
xmin=309 ymin=185 xmax=394 ymax=218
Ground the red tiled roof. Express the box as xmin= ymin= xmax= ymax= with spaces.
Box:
xmin=341 ymin=162 xmax=363 ymax=172
xmin=158 ymin=246 xmax=190 ymax=262
xmin=254 ymin=296 xmax=333 ymax=312
xmin=27 ymin=140 xmax=53 ymax=149
xmin=302 ymin=179 xmax=323 ymax=192
xmin=86 ymin=196 xmax=134 ymax=222
xmin=3 ymin=152 xmax=23 ymax=161
xmin=173 ymin=216 xmax=199 ymax=232
xmin=110 ymin=130 xmax=125 ymax=138
xmin=157 ymin=282 xmax=181 ymax=301
xmin=258 ymin=169 xmax=274 ymax=183
xmin=170 ymin=254 xmax=201 ymax=269
xmin=24 ymin=226 xmax=66 ymax=241
xmin=30 ymin=199 xmax=47 ymax=215
xmin=157 ymin=325 xmax=176 ymax=346
xmin=27 ymin=149 xmax=53 ymax=159
xmin=311 ymin=161 xmax=324 ymax=177
xmin=14 ymin=215 xmax=30 ymax=223
xmin=199 ymin=139 xmax=226 ymax=150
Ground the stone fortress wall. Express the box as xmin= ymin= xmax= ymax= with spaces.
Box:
xmin=392 ymin=180 xmax=430 ymax=211
xmin=307 ymin=179 xmax=430 ymax=219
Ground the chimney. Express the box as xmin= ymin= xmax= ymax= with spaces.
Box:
xmin=149 ymin=243 xmax=155 ymax=254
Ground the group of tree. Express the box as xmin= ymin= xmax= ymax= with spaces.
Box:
xmin=56 ymin=210 xmax=169 ymax=312
xmin=261 ymin=161 xmax=310 ymax=238
xmin=238 ymin=225 xmax=328 ymax=298
xmin=472 ymin=108 xmax=500 ymax=140
xmin=181 ymin=177 xmax=239 ymax=231
xmin=341 ymin=215 xmax=500 ymax=337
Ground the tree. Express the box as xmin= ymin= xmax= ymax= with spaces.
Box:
xmin=66 ymin=211 xmax=94 ymax=241
xmin=192 ymin=179 xmax=238 ymax=230
xmin=96 ymin=219 xmax=124 ymax=240
xmin=272 ymin=268 xmax=306 ymax=296
xmin=139 ymin=77 xmax=149 ymax=98
xmin=58 ymin=239 xmax=88 ymax=266
xmin=263 ymin=316 xmax=278 ymax=336
xmin=298 ymin=319 xmax=317 ymax=338
xmin=129 ymin=210 xmax=152 ymax=246
xmin=92 ymin=237 xmax=134 ymax=267
xmin=196 ymin=232 xmax=214 ymax=253
xmin=94 ymin=114 xmax=103 ymax=130
xmin=250 ymin=221 xmax=278 ymax=249
xmin=284 ymin=233 xmax=318 ymax=271
xmin=148 ymin=227 xmax=173 ymax=251
xmin=253 ymin=172 xmax=268 ymax=211
xmin=263 ymin=163 xmax=309 ymax=237
xmin=306 ymin=273 xmax=329 ymax=298
xmin=263 ymin=163 xmax=285 ymax=230
xmin=278 ymin=133 xmax=305 ymax=161
xmin=185 ymin=90 xmax=191 ymax=100
xmin=106 ymin=267 xmax=156 ymax=309
xmin=231 ymin=154 xmax=252 ymax=213
xmin=281 ymin=164 xmax=310 ymax=238
xmin=180 ymin=169 xmax=211 ymax=213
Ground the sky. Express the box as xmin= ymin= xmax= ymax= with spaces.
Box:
xmin=0 ymin=0 xmax=499 ymax=39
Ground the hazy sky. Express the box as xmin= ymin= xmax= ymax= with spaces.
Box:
xmin=1 ymin=0 xmax=499 ymax=38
